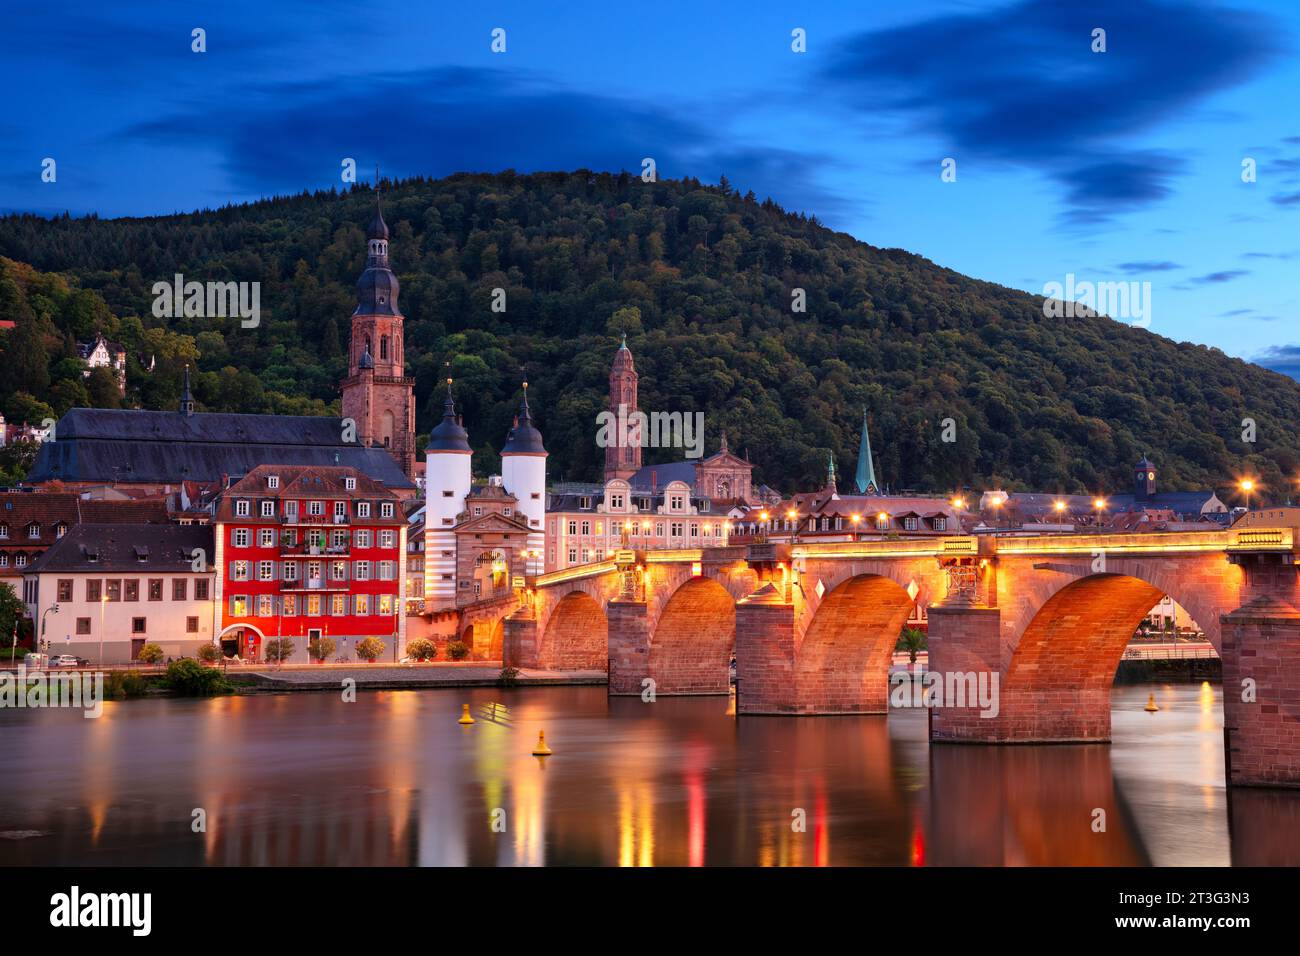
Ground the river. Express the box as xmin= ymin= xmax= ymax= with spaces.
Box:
xmin=1 ymin=681 xmax=1296 ymax=866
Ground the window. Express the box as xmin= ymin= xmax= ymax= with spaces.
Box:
xmin=670 ymin=495 xmax=684 ymax=510
xmin=904 ymin=516 xmax=919 ymax=531
xmin=86 ymin=580 xmax=102 ymax=602
xmin=282 ymin=594 xmax=297 ymax=616
xmin=257 ymin=595 xmax=274 ymax=617
xmin=335 ymin=501 xmax=348 ymax=520
xmin=354 ymin=530 xmax=371 ymax=548
xmin=26 ymin=522 xmax=40 ymax=539
xmin=231 ymin=561 xmax=250 ymax=581
xmin=125 ymin=579 xmax=139 ymax=601
xmin=76 ymin=618 xmax=91 ymax=635
xmin=345 ymin=477 xmax=356 ymax=491
xmin=258 ymin=561 xmax=275 ymax=581
xmin=671 ymin=522 xmax=683 ymax=537
xmin=379 ymin=594 xmax=393 ymax=615
xmin=307 ymin=595 xmax=321 ymax=616
xmin=186 ymin=617 xmax=199 ymax=633
xmin=876 ymin=515 xmax=890 ymax=531
xmin=354 ymin=594 xmax=370 ymax=616
xmin=57 ymin=579 xmax=73 ymax=601
xmin=331 ymin=594 xmax=346 ymax=616
xmin=54 ymin=522 xmax=68 ymax=539
xmin=934 ymin=518 xmax=947 ymax=532
xmin=379 ymin=530 xmax=395 ymax=548
xmin=233 ymin=528 xmax=250 ymax=547
xmin=106 ymin=579 xmax=121 ymax=602
xmin=173 ymin=579 xmax=188 ymax=601
xmin=611 ymin=494 xmax=624 ymax=509
xmin=267 ymin=475 xmax=279 ymax=489
xmin=148 ymin=579 xmax=163 ymax=601
xmin=473 ymin=506 xmax=483 ymax=517
xmin=330 ymin=560 xmax=347 ymax=581
xmin=0 ymin=555 xmax=8 ymax=568
xmin=568 ymin=548 xmax=577 ymax=564
xmin=132 ymin=618 xmax=146 ymax=634
xmin=231 ymin=595 xmax=249 ymax=617
xmin=235 ymin=500 xmax=250 ymax=517
xmin=655 ymin=522 xmax=665 ymax=537
xmin=284 ymin=500 xmax=298 ymax=518
xmin=14 ymin=554 xmax=25 ymax=568
xmin=195 ymin=579 xmax=209 ymax=601
xmin=568 ymin=520 xmax=577 ymax=535
xmin=331 ymin=530 xmax=348 ymax=549
xmin=356 ymin=502 xmax=371 ymax=518
xmin=0 ymin=524 xmax=7 ymax=539
xmin=354 ymin=561 xmax=371 ymax=581
xmin=283 ymin=561 xmax=298 ymax=582
xmin=379 ymin=560 xmax=395 ymax=581
xmin=580 ymin=521 xmax=590 ymax=536
xmin=308 ymin=501 xmax=324 ymax=516
xmin=260 ymin=500 xmax=275 ymax=518
xmin=380 ymin=502 xmax=394 ymax=518
xmin=259 ymin=528 xmax=275 ymax=548
xmin=689 ymin=523 xmax=699 ymax=538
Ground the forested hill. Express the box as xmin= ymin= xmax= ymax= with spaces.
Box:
xmin=0 ymin=171 xmax=1296 ymax=499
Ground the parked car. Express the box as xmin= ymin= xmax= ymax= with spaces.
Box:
xmin=50 ymin=655 xmax=82 ymax=668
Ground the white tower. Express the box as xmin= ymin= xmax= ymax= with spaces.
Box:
xmin=424 ymin=377 xmax=472 ymax=609
xmin=500 ymin=383 xmax=547 ymax=576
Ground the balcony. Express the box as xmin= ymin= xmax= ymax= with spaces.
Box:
xmin=280 ymin=513 xmax=350 ymax=525
xmin=280 ymin=543 xmax=351 ymax=557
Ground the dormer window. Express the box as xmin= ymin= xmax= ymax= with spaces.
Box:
xmin=0 ymin=523 xmax=8 ymax=539
xmin=26 ymin=522 xmax=40 ymax=539
xmin=260 ymin=500 xmax=275 ymax=517
xmin=356 ymin=502 xmax=371 ymax=518
xmin=235 ymin=500 xmax=250 ymax=517
xmin=380 ymin=502 xmax=394 ymax=518
xmin=267 ymin=476 xmax=279 ymax=489
xmin=54 ymin=522 xmax=68 ymax=538
xmin=345 ymin=477 xmax=356 ymax=491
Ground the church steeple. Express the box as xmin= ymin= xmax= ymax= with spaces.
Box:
xmin=179 ymin=364 xmax=195 ymax=417
xmin=340 ymin=186 xmax=416 ymax=479
xmin=855 ymin=408 xmax=879 ymax=496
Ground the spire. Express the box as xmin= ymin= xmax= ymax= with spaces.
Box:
xmin=855 ymin=408 xmax=879 ymax=495
xmin=179 ymin=364 xmax=195 ymax=417
xmin=355 ymin=180 xmax=398 ymax=317
xmin=720 ymin=431 xmax=729 ymax=455
xmin=501 ymin=380 xmax=546 ymax=455
xmin=426 ymin=366 xmax=470 ymax=453
xmin=827 ymin=450 xmax=837 ymax=488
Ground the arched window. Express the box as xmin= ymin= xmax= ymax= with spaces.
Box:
xmin=380 ymin=335 xmax=389 ymax=361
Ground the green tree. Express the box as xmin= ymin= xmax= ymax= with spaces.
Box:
xmin=897 ymin=626 xmax=927 ymax=665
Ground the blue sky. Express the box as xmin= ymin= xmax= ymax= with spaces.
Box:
xmin=2 ymin=0 xmax=1298 ymax=373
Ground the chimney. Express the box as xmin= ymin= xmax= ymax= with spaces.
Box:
xmin=651 ymin=469 xmax=657 ymax=491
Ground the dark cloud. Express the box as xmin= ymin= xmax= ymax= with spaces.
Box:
xmin=1191 ymin=270 xmax=1250 ymax=284
xmin=120 ymin=67 xmax=852 ymax=221
xmin=1115 ymin=260 xmax=1181 ymax=274
xmin=1270 ymin=191 xmax=1300 ymax=206
xmin=821 ymin=0 xmax=1282 ymax=222
xmin=1254 ymin=344 xmax=1300 ymax=379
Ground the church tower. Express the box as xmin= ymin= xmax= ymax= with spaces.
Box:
xmin=604 ymin=335 xmax=641 ymax=482
xmin=340 ymin=193 xmax=416 ymax=478
xmin=424 ymin=375 xmax=472 ymax=610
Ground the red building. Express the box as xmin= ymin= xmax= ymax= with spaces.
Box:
xmin=213 ymin=465 xmax=407 ymax=663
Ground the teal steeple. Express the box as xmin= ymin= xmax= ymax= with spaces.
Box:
xmin=854 ymin=408 xmax=879 ymax=495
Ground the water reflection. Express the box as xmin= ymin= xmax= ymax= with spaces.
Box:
xmin=0 ymin=684 xmax=1296 ymax=866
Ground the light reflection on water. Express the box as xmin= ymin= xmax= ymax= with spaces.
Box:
xmin=1 ymin=682 xmax=1297 ymax=866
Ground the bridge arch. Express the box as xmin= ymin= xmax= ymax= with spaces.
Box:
xmin=648 ymin=576 xmax=737 ymax=695
xmin=793 ymin=573 xmax=916 ymax=714
xmin=545 ymin=591 xmax=609 ymax=671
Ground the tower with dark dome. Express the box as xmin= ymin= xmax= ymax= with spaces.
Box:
xmin=340 ymin=191 xmax=416 ymax=478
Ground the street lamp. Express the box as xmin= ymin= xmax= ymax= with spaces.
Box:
xmin=1239 ymin=479 xmax=1255 ymax=511
xmin=951 ymin=497 xmax=966 ymax=511
xmin=787 ymin=509 xmax=799 ymax=544
xmin=1054 ymin=500 xmax=1067 ymax=520
xmin=989 ymin=496 xmax=1002 ymax=529
xmin=850 ymin=513 xmax=861 ymax=541
xmin=1093 ymin=497 xmax=1107 ymax=529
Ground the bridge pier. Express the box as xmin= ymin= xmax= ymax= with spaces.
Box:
xmin=502 ymin=610 xmax=536 ymax=668
xmin=607 ymin=599 xmax=650 ymax=695
xmin=734 ymin=584 xmax=796 ymax=713
xmin=1221 ymin=556 xmax=1300 ymax=788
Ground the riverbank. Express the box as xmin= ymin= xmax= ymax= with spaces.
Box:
xmin=231 ymin=663 xmax=608 ymax=692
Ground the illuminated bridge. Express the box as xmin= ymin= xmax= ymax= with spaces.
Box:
xmin=502 ymin=527 xmax=1300 ymax=788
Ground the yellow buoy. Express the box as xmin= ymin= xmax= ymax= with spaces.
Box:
xmin=1144 ymin=693 xmax=1159 ymax=713
xmin=532 ymin=730 xmax=552 ymax=756
xmin=458 ymin=703 xmax=476 ymax=725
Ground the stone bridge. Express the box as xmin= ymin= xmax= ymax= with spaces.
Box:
xmin=504 ymin=527 xmax=1300 ymax=787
